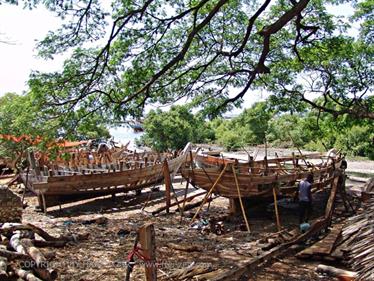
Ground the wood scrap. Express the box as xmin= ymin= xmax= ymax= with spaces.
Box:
xmin=32 ymin=239 xmax=67 ymax=248
xmin=166 ymin=242 xmax=203 ymax=252
xmin=192 ymin=269 xmax=230 ymax=281
xmin=165 ymin=264 xmax=212 ymax=281
xmin=316 ymin=264 xmax=357 ymax=280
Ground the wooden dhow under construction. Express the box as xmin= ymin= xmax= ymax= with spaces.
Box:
xmin=183 ymin=150 xmax=344 ymax=199
xmin=21 ymin=143 xmax=191 ymax=212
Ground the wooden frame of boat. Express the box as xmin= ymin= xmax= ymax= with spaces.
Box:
xmin=21 ymin=143 xmax=191 ymax=212
xmin=183 ymin=151 xmax=344 ymax=198
xmin=184 ymin=150 xmax=344 ymax=232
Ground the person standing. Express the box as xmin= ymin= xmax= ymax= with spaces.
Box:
xmin=299 ymin=174 xmax=313 ymax=224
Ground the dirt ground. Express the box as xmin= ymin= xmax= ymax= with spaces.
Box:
xmin=1 ymin=153 xmax=372 ymax=281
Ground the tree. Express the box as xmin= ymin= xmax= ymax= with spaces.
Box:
xmin=139 ymin=105 xmax=214 ymax=151
xmin=0 ymin=92 xmax=110 ymax=168
xmin=213 ymin=101 xmax=273 ymax=150
xmin=2 ymin=0 xmax=371 ymax=122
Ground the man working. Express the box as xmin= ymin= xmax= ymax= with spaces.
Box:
xmin=299 ymin=174 xmax=313 ymax=224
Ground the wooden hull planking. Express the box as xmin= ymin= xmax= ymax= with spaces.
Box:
xmin=183 ymin=152 xmax=342 ymax=198
xmin=21 ymin=143 xmax=191 ymax=209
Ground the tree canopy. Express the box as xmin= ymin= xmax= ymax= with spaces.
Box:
xmin=1 ymin=0 xmax=372 ymax=121
xmin=138 ymin=105 xmax=214 ymax=151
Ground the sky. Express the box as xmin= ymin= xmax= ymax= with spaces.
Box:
xmin=0 ymin=4 xmax=64 ymax=95
xmin=0 ymin=2 xmax=358 ymax=110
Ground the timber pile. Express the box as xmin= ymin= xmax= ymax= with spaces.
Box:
xmin=0 ymin=186 xmax=22 ymax=223
xmin=295 ymin=195 xmax=374 ymax=280
xmin=342 ymin=197 xmax=374 ymax=281
xmin=0 ymin=222 xmax=89 ymax=280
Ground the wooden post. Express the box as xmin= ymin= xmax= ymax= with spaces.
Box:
xmin=138 ymin=223 xmax=157 ymax=281
xmin=272 ymin=186 xmax=281 ymax=231
xmin=162 ymin=159 xmax=172 ymax=213
xmin=232 ymin=165 xmax=250 ymax=233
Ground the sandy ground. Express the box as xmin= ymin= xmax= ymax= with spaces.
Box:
xmin=1 ymin=148 xmax=372 ymax=281
xmin=0 ymin=179 xmax=360 ymax=281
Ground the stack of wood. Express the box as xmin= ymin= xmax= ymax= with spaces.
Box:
xmin=342 ymin=197 xmax=374 ymax=281
xmin=0 ymin=222 xmax=89 ymax=280
xmin=296 ymin=194 xmax=374 ymax=280
xmin=0 ymin=186 xmax=22 ymax=223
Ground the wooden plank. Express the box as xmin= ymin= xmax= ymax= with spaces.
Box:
xmin=296 ymin=224 xmax=343 ymax=259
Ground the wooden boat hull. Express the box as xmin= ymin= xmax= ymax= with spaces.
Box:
xmin=183 ymin=152 xmax=342 ymax=198
xmin=21 ymin=144 xmax=191 ymax=210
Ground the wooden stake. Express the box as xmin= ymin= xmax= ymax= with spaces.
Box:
xmin=138 ymin=223 xmax=157 ymax=281
xmin=162 ymin=159 xmax=172 ymax=213
xmin=190 ymin=164 xmax=228 ymax=226
xmin=232 ymin=165 xmax=250 ymax=233
xmin=272 ymin=186 xmax=281 ymax=231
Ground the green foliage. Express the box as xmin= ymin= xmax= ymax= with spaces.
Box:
xmin=0 ymin=91 xmax=110 ymax=167
xmin=3 ymin=0 xmax=371 ymax=121
xmin=139 ymin=106 xmax=215 ymax=151
xmin=335 ymin=125 xmax=374 ymax=159
xmin=212 ymin=101 xmax=273 ymax=151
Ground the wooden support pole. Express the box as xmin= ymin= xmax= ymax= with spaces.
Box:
xmin=272 ymin=186 xmax=281 ymax=231
xmin=232 ymin=165 xmax=250 ymax=233
xmin=179 ymin=179 xmax=190 ymax=222
xmin=162 ymin=160 xmax=172 ymax=213
xmin=190 ymin=164 xmax=228 ymax=226
xmin=138 ymin=223 xmax=157 ymax=281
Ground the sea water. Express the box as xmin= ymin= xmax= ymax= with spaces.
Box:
xmin=109 ymin=126 xmax=143 ymax=150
